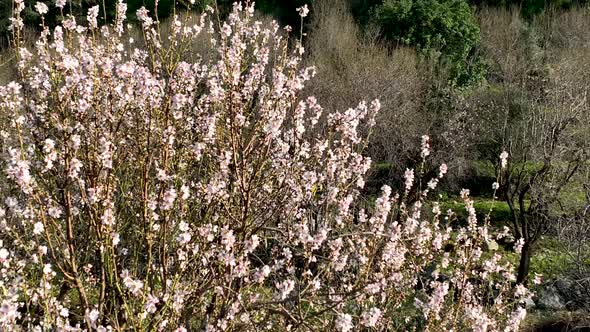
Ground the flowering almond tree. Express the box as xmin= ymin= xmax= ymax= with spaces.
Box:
xmin=0 ymin=1 xmax=528 ymax=330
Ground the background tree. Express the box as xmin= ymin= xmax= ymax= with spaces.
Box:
xmin=500 ymin=92 xmax=588 ymax=284
xmin=372 ymin=0 xmax=484 ymax=85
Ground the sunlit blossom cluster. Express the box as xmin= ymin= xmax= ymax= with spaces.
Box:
xmin=0 ymin=1 xmax=529 ymax=331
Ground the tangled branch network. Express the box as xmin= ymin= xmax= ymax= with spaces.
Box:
xmin=0 ymin=1 xmax=528 ymax=330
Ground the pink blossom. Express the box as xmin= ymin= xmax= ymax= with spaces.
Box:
xmin=439 ymin=163 xmax=448 ymax=177
xmin=33 ymin=222 xmax=44 ymax=235
xmin=111 ymin=232 xmax=120 ymax=246
xmin=43 ymin=263 xmax=53 ymax=275
xmin=297 ymin=4 xmax=309 ymax=18
xmin=161 ymin=188 xmax=177 ymax=210
xmin=121 ymin=270 xmax=144 ymax=296
xmin=335 ymin=313 xmax=353 ymax=332
xmin=115 ymin=0 xmax=127 ymax=34
xmin=145 ymin=294 xmax=159 ymax=313
xmin=62 ymin=15 xmax=77 ymax=31
xmin=504 ymin=307 xmax=526 ymax=332
xmin=514 ymin=238 xmax=525 ymax=254
xmin=35 ymin=2 xmax=49 ymax=15
xmin=0 ymin=300 xmax=19 ymax=324
xmin=361 ymin=307 xmax=382 ymax=327
xmin=254 ymin=266 xmax=271 ymax=283
xmin=87 ymin=308 xmax=99 ymax=324
xmin=276 ymin=279 xmax=295 ymax=300
xmin=87 ymin=6 xmax=99 ymax=29
xmin=8 ymin=18 xmax=24 ymax=31
xmin=0 ymin=249 xmax=9 ymax=262
xmin=500 ymin=151 xmax=509 ymax=169
xmin=421 ymin=135 xmax=431 ymax=158
xmin=221 ymin=227 xmax=235 ymax=251
xmin=101 ymin=205 xmax=115 ymax=226
xmin=6 ymin=150 xmax=33 ymax=194
xmin=43 ymin=139 xmax=57 ymax=171
xmin=98 ymin=137 xmax=114 ymax=169
xmin=404 ymin=168 xmax=415 ymax=193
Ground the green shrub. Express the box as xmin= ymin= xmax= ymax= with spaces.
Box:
xmin=350 ymin=0 xmax=384 ymax=24
xmin=374 ymin=0 xmax=483 ymax=85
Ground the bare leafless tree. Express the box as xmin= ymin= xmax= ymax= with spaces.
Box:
xmin=500 ymin=91 xmax=588 ymax=284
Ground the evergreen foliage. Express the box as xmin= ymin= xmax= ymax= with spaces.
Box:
xmin=374 ymin=0 xmax=483 ymax=85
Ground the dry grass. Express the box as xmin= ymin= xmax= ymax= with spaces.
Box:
xmin=0 ymin=26 xmax=37 ymax=85
xmin=538 ymin=6 xmax=590 ymax=102
xmin=304 ymin=0 xmax=428 ymax=168
xmin=478 ymin=6 xmax=531 ymax=85
xmin=538 ymin=5 xmax=590 ymax=52
xmin=0 ymin=48 xmax=15 ymax=85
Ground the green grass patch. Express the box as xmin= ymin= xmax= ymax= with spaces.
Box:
xmin=439 ymin=197 xmax=513 ymax=228
xmin=530 ymin=236 xmax=573 ymax=280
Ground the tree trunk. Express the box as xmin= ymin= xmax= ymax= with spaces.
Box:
xmin=516 ymin=241 xmax=531 ymax=284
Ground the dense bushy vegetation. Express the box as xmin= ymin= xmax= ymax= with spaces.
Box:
xmin=0 ymin=0 xmax=536 ymax=330
xmin=374 ymin=0 xmax=482 ymax=85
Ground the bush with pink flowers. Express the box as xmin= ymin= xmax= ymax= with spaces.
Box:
xmin=0 ymin=1 xmax=529 ymax=330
